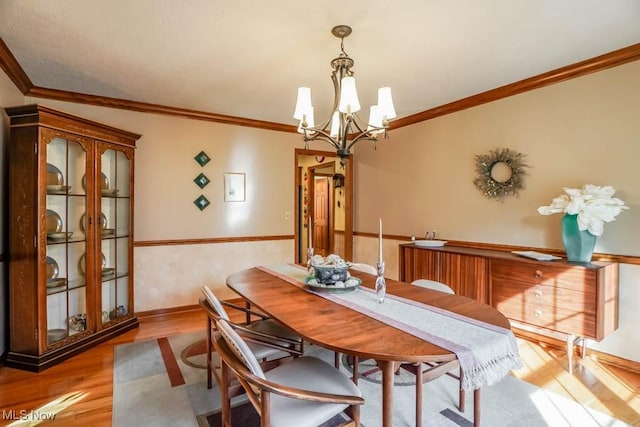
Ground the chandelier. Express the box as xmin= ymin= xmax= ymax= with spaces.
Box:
xmin=293 ymin=25 xmax=396 ymax=165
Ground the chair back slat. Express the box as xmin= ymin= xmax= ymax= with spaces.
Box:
xmin=201 ymin=286 xmax=230 ymax=320
xmin=216 ymin=318 xmax=265 ymax=379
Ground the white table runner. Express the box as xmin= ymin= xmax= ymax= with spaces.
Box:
xmin=258 ymin=264 xmax=522 ymax=390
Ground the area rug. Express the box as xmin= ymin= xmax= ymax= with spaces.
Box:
xmin=112 ymin=331 xmax=630 ymax=427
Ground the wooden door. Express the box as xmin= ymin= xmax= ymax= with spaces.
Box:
xmin=313 ymin=177 xmax=330 ymax=256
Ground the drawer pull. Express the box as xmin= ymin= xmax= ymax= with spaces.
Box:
xmin=535 ymin=270 xmax=543 ymax=278
xmin=534 ymin=287 xmax=543 ymax=298
xmin=534 ymin=309 xmax=543 ymax=317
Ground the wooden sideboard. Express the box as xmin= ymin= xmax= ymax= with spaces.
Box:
xmin=399 ymin=243 xmax=619 ymax=342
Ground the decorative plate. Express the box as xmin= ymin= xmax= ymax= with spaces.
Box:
xmin=46 ymin=256 xmax=59 ymax=280
xmin=78 ymin=252 xmax=106 ymax=276
xmin=304 ymin=276 xmax=361 ymax=294
xmin=46 ymin=209 xmax=63 ymax=233
xmin=82 ymin=172 xmax=109 ymax=192
xmin=46 ymin=163 xmax=64 ymax=186
xmin=102 ymin=267 xmax=116 ymax=278
xmin=101 ymin=188 xmax=119 ymax=197
xmin=79 ymin=212 xmax=108 ymax=232
xmin=47 ymin=278 xmax=66 ymax=289
xmin=47 ymin=184 xmax=71 ymax=194
xmin=47 ymin=231 xmax=73 ymax=241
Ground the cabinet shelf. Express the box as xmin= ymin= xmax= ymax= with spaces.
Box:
xmin=6 ymin=104 xmax=141 ymax=371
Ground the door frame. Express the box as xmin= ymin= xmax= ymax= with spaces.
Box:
xmin=294 ymin=148 xmax=353 ymax=263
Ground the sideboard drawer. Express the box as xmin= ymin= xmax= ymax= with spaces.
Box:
xmin=491 ymin=278 xmax=596 ymax=314
xmin=493 ymin=296 xmax=597 ymax=338
xmin=491 ymin=260 xmax=596 ymax=293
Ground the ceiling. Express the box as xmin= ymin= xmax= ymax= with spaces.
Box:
xmin=1 ymin=1 xmax=639 ymax=127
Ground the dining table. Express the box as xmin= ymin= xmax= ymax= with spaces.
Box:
xmin=226 ymin=265 xmax=518 ymax=427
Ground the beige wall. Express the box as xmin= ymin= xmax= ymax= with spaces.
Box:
xmin=17 ymin=96 xmax=305 ymax=312
xmin=1 ymin=70 xmax=26 ymax=356
xmin=353 ymin=60 xmax=640 ymax=253
xmin=352 ymin=60 xmax=640 ymax=362
xmin=3 ymin=59 xmax=640 ymax=362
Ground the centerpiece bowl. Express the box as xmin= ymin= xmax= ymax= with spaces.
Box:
xmin=313 ymin=264 xmax=349 ymax=285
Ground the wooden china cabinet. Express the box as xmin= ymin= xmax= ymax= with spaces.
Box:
xmin=5 ymin=104 xmax=141 ymax=371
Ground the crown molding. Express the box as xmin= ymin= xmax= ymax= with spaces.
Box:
xmin=1 ymin=36 xmax=638 ymax=132
xmin=26 ymin=86 xmax=298 ymax=132
xmin=0 ymin=37 xmax=33 ymax=94
xmin=391 ymin=42 xmax=640 ymax=129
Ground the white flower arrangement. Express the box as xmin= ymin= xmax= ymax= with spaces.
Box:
xmin=537 ymin=184 xmax=628 ymax=236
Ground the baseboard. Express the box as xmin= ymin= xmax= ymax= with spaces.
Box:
xmin=136 ymin=304 xmax=202 ymax=318
xmin=513 ymin=327 xmax=640 ymax=374
xmin=136 ymin=298 xmax=247 ymax=319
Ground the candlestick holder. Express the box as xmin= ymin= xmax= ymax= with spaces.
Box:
xmin=307 ymin=247 xmax=315 ymax=275
xmin=375 ymin=261 xmax=386 ymax=303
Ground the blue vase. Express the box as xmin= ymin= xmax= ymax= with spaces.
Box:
xmin=561 ymin=214 xmax=597 ymax=263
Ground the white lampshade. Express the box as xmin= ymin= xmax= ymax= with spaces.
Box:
xmin=338 ymin=77 xmax=361 ymax=114
xmin=293 ymin=87 xmax=313 ymax=120
xmin=330 ymin=111 xmax=340 ymax=138
xmin=377 ymin=87 xmax=396 ymax=120
xmin=297 ymin=107 xmax=315 ymax=133
xmin=367 ymin=105 xmax=384 ymax=133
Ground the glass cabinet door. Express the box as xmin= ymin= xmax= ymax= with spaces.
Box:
xmin=99 ymin=147 xmax=131 ymax=326
xmin=45 ymin=136 xmax=89 ymax=346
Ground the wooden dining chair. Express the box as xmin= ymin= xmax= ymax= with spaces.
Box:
xmin=349 ymin=263 xmax=377 ymax=275
xmin=215 ymin=318 xmax=364 ymax=427
xmin=408 ymin=279 xmax=480 ymax=426
xmin=200 ymin=286 xmax=303 ymax=391
xmin=411 ymin=278 xmax=455 ymax=294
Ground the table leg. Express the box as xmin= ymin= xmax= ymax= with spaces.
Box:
xmin=221 ymin=360 xmax=231 ymax=427
xmin=206 ymin=316 xmax=213 ymax=389
xmin=378 ymin=360 xmax=394 ymax=427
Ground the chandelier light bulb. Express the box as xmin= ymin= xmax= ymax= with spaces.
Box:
xmin=297 ymin=107 xmax=315 ymax=133
xmin=330 ymin=111 xmax=340 ymax=138
xmin=377 ymin=87 xmax=396 ymax=120
xmin=367 ymin=105 xmax=384 ymax=133
xmin=338 ymin=77 xmax=361 ymax=114
xmin=294 ymin=87 xmax=313 ymax=120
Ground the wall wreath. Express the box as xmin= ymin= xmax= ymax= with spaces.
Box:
xmin=473 ymin=148 xmax=528 ymax=201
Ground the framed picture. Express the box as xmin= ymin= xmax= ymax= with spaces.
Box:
xmin=224 ymin=172 xmax=246 ymax=202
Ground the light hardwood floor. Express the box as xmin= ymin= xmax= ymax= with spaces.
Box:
xmin=0 ymin=308 xmax=638 ymax=426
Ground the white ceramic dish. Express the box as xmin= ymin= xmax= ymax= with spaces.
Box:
xmin=304 ymin=276 xmax=361 ymax=294
xmin=414 ymin=240 xmax=447 ymax=247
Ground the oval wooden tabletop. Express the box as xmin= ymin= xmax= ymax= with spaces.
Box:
xmin=226 ymin=267 xmax=512 ymax=364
